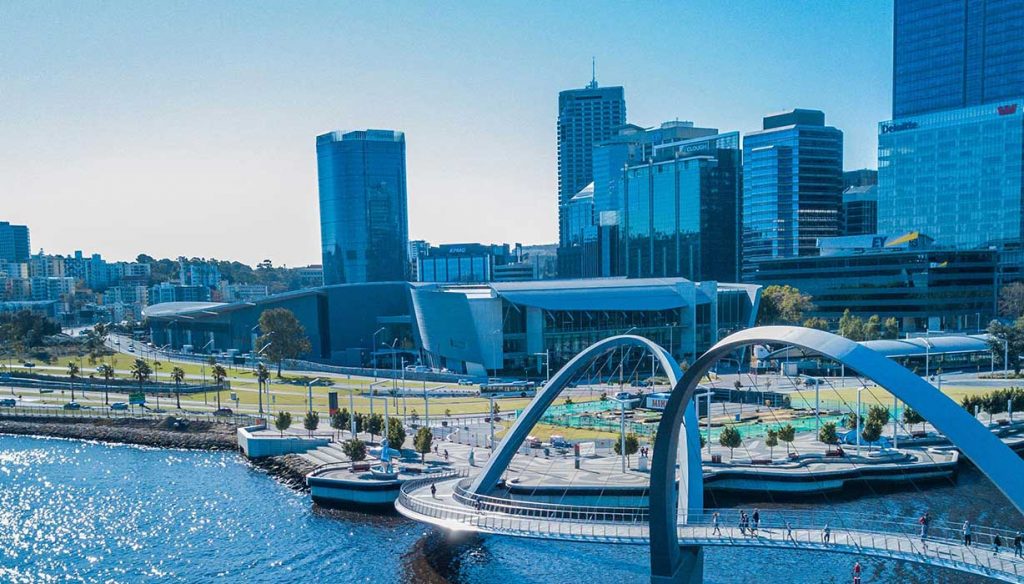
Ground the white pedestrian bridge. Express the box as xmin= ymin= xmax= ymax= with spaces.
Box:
xmin=396 ymin=474 xmax=1024 ymax=583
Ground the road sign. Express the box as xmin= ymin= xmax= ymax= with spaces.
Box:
xmin=129 ymin=391 xmax=146 ymax=405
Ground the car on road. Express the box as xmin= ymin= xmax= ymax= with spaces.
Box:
xmin=22 ymin=362 xmax=34 ymax=368
xmin=110 ymin=402 xmax=129 ymax=411
xmin=63 ymin=402 xmax=82 ymax=410
xmin=127 ymin=345 xmax=135 ymax=352
xmin=0 ymin=398 xmax=16 ymax=407
xmin=213 ymin=408 xmax=233 ymax=417
xmin=457 ymin=379 xmax=474 ymax=386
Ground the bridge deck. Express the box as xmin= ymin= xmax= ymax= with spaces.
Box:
xmin=397 ymin=477 xmax=1024 ymax=583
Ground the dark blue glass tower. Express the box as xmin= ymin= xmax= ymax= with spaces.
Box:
xmin=893 ymin=0 xmax=1024 ymax=117
xmin=741 ymin=110 xmax=843 ymax=281
xmin=557 ymin=78 xmax=625 ymax=277
xmin=317 ymin=130 xmax=408 ymax=285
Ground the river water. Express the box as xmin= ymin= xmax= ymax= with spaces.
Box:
xmin=0 ymin=434 xmax=1019 ymax=583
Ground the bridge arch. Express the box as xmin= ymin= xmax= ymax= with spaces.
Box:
xmin=468 ymin=334 xmax=704 ymax=516
xmin=649 ymin=326 xmax=1024 ymax=583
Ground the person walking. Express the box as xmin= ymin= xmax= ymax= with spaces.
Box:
xmin=1014 ymin=531 xmax=1023 ymax=558
xmin=430 ymin=483 xmax=437 ymax=499
xmin=786 ymin=521 xmax=793 ymax=542
xmin=962 ymin=520 xmax=972 ymax=547
xmin=739 ymin=511 xmax=747 ymax=536
xmin=712 ymin=512 xmax=721 ymax=536
xmin=822 ymin=523 xmax=831 ymax=544
xmin=993 ymin=533 xmax=1002 ymax=554
xmin=852 ymin=561 xmax=862 ymax=584
xmin=918 ymin=512 xmax=930 ymax=542
xmin=752 ymin=509 xmax=760 ymax=536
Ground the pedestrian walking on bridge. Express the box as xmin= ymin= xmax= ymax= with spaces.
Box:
xmin=1013 ymin=531 xmax=1022 ymax=558
xmin=711 ymin=512 xmax=721 ymax=536
xmin=962 ymin=520 xmax=972 ymax=547
xmin=852 ymin=561 xmax=862 ymax=584
xmin=822 ymin=524 xmax=831 ymax=544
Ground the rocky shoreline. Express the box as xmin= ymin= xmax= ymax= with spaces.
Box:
xmin=0 ymin=415 xmax=316 ymax=491
xmin=0 ymin=415 xmax=238 ymax=450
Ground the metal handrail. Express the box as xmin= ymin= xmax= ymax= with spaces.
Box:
xmin=397 ymin=485 xmax=1024 ymax=580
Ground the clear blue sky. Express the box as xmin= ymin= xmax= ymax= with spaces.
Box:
xmin=0 ymin=1 xmax=893 ymax=266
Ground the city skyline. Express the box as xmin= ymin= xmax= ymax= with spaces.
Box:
xmin=2 ymin=1 xmax=891 ymax=266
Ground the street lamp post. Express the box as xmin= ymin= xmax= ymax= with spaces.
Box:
xmin=306 ymin=378 xmax=321 ymax=415
xmin=489 ymin=395 xmax=496 ymax=450
xmin=856 ymin=386 xmax=863 ymax=456
xmin=612 ymin=397 xmax=627 ymax=473
xmin=532 ymin=351 xmax=550 ymax=384
xmin=372 ymin=327 xmax=386 ymax=381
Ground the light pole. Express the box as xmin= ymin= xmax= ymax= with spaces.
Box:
xmin=856 ymin=386 xmax=863 ymax=456
xmin=367 ymin=394 xmax=389 ymax=445
xmin=488 ymin=395 xmax=496 ymax=450
xmin=612 ymin=396 xmax=627 ymax=472
xmin=348 ymin=388 xmax=356 ymax=437
xmin=491 ymin=328 xmax=502 ymax=380
xmin=306 ymin=378 xmax=321 ymax=414
xmin=372 ymin=327 xmax=386 ymax=381
xmin=532 ymin=351 xmax=550 ymax=384
xmin=698 ymin=391 xmax=713 ymax=454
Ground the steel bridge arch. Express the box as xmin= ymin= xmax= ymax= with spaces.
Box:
xmin=467 ymin=334 xmax=705 ymax=517
xmin=649 ymin=326 xmax=1024 ymax=583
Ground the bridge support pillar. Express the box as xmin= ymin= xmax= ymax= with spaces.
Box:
xmin=651 ymin=546 xmax=703 ymax=584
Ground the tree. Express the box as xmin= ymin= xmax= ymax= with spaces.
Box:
xmin=387 ymin=417 xmax=406 ymax=451
xmin=171 ymin=366 xmax=185 ymax=409
xmin=96 ymin=363 xmax=114 ymax=405
xmin=838 ymin=309 xmax=865 ymax=341
xmin=414 ymin=426 xmax=433 ymax=463
xmin=843 ymin=412 xmax=862 ymax=429
xmin=613 ymin=432 xmax=640 ymax=466
xmin=819 ymin=421 xmax=839 ymax=447
xmin=778 ymin=424 xmax=796 ymax=455
xmin=303 ymin=411 xmax=319 ymax=437
xmin=718 ymin=426 xmax=742 ymax=459
xmin=256 ymin=308 xmax=312 ymax=376
xmin=211 ymin=363 xmax=227 ymax=409
xmin=861 ymin=421 xmax=883 ymax=445
xmin=864 ymin=315 xmax=882 ymax=341
xmin=867 ymin=404 xmax=890 ymax=427
xmin=757 ymin=285 xmax=814 ymax=325
xmin=903 ymin=406 xmax=925 ymax=433
xmin=366 ymin=413 xmax=384 ymax=441
xmin=987 ymin=317 xmax=1024 ymax=374
xmin=130 ymin=358 xmax=151 ymax=407
xmin=256 ymin=363 xmax=270 ymax=415
xmin=765 ymin=428 xmax=779 ymax=459
xmin=883 ymin=317 xmax=900 ymax=340
xmin=274 ymin=411 xmax=292 ymax=437
xmin=331 ymin=408 xmax=351 ymax=439
xmin=341 ymin=438 xmax=366 ymax=462
xmin=998 ymin=282 xmax=1024 ymax=319
xmin=802 ymin=317 xmax=829 ymax=331
xmin=66 ymin=361 xmax=80 ymax=401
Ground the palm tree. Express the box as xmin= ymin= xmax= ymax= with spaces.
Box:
xmin=256 ymin=363 xmax=270 ymax=415
xmin=96 ymin=363 xmax=114 ymax=405
xmin=171 ymin=366 xmax=185 ymax=409
xmin=67 ymin=361 xmax=80 ymax=401
xmin=152 ymin=361 xmax=163 ymax=410
xmin=129 ymin=358 xmax=152 ymax=410
xmin=211 ymin=363 xmax=227 ymax=409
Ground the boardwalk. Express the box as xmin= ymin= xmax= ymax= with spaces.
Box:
xmin=397 ymin=477 xmax=1024 ymax=583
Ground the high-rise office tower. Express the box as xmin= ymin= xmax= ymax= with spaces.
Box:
xmin=0 ymin=221 xmax=30 ymax=263
xmin=621 ymin=130 xmax=742 ymax=282
xmin=317 ymin=129 xmax=409 ymax=285
xmin=880 ymin=0 xmax=1024 ymax=277
xmin=556 ymin=73 xmax=625 ymax=278
xmin=741 ymin=109 xmax=844 ymax=281
xmin=893 ymin=0 xmax=1024 ymax=118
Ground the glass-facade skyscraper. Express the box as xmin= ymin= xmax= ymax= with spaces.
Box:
xmin=557 ymin=79 xmax=625 ymax=278
xmin=741 ymin=109 xmax=844 ymax=281
xmin=893 ymin=0 xmax=1024 ymax=118
xmin=0 ymin=221 xmax=30 ymax=263
xmin=621 ymin=132 xmax=741 ymax=282
xmin=316 ymin=130 xmax=409 ymax=285
xmin=877 ymin=101 xmax=1024 ymax=248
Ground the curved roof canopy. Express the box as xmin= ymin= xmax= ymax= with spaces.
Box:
xmin=765 ymin=334 xmax=992 ymax=360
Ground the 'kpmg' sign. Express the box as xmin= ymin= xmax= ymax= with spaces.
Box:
xmin=881 ymin=121 xmax=919 ymax=134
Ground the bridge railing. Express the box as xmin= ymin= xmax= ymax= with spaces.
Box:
xmin=400 ymin=488 xmax=1024 ymax=578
